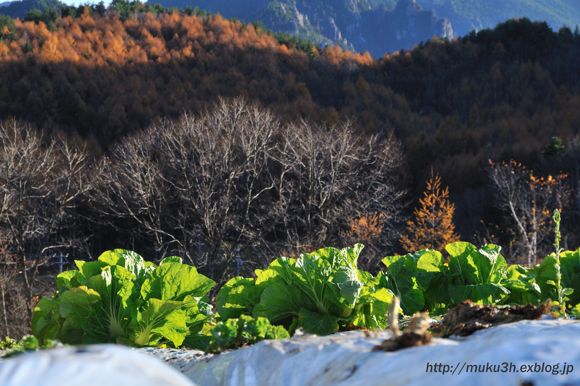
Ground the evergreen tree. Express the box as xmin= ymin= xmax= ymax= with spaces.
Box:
xmin=0 ymin=15 xmax=14 ymax=40
xmin=543 ymin=136 xmax=566 ymax=158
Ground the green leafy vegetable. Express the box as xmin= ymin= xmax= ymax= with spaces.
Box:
xmin=534 ymin=248 xmax=578 ymax=311
xmin=28 ymin=241 xmax=580 ymax=354
xmin=446 ymin=242 xmax=510 ymax=305
xmin=572 ymin=303 xmax=580 ymax=319
xmin=560 ymin=249 xmax=580 ymax=306
xmin=381 ymin=250 xmax=446 ymax=315
xmin=32 ymin=249 xmax=215 ymax=348
xmin=188 ymin=315 xmax=289 ymax=353
xmin=216 ymin=277 xmax=262 ymax=320
xmin=251 ymin=244 xmax=394 ymax=335
xmin=0 ymin=335 xmax=60 ymax=358
xmin=502 ymin=265 xmax=542 ymax=305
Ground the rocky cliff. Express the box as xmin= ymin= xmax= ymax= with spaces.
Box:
xmin=148 ymin=0 xmax=454 ymax=57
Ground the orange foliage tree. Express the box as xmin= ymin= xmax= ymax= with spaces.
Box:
xmin=400 ymin=174 xmax=459 ymax=252
xmin=341 ymin=212 xmax=385 ymax=247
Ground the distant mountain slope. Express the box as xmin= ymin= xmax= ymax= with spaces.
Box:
xmin=0 ymin=0 xmax=65 ymax=19
xmin=3 ymin=0 xmax=578 ymax=55
xmin=416 ymin=0 xmax=580 ymax=35
xmin=148 ymin=0 xmax=579 ymax=56
xmin=148 ymin=0 xmax=454 ymax=57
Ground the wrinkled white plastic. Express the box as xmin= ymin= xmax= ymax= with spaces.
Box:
xmin=1 ymin=320 xmax=578 ymax=386
xmin=181 ymin=320 xmax=580 ymax=386
xmin=0 ymin=344 xmax=195 ymax=386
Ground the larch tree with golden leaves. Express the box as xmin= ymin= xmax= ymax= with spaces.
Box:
xmin=400 ymin=174 xmax=459 ymax=252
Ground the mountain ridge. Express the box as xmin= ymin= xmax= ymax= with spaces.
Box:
xmin=146 ymin=0 xmax=454 ymax=56
xmin=0 ymin=0 xmax=65 ymax=18
xmin=144 ymin=0 xmax=579 ymax=56
xmin=3 ymin=0 xmax=578 ymax=57
xmin=416 ymin=0 xmax=580 ymax=36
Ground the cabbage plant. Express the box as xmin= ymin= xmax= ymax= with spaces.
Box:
xmin=217 ymin=244 xmax=394 ymax=335
xmin=32 ymin=250 xmax=215 ymax=348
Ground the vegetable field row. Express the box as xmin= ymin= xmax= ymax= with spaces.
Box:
xmin=30 ymin=242 xmax=580 ymax=353
xmin=27 ymin=242 xmax=580 ymax=352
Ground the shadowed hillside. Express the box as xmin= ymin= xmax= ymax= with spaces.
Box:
xmin=0 ymin=10 xmax=579 ymax=237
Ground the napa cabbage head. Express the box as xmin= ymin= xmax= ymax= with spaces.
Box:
xmin=32 ymin=250 xmax=215 ymax=348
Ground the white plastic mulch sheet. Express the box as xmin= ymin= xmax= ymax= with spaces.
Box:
xmin=182 ymin=320 xmax=580 ymax=386
xmin=0 ymin=320 xmax=579 ymax=386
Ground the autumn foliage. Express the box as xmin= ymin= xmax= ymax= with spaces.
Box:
xmin=342 ymin=213 xmax=386 ymax=244
xmin=400 ymin=174 xmax=459 ymax=252
xmin=0 ymin=10 xmax=578 ymax=247
xmin=0 ymin=10 xmax=377 ymax=148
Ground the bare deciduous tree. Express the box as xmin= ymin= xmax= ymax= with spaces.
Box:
xmin=489 ymin=159 xmax=572 ymax=264
xmin=93 ymin=99 xmax=406 ymax=275
xmin=274 ymin=120 xmax=406 ymax=267
xmin=94 ymin=99 xmax=283 ymax=278
xmin=0 ymin=120 xmax=91 ymax=329
xmin=92 ymin=130 xmax=175 ymax=256
xmin=161 ymin=101 xmax=282 ymax=277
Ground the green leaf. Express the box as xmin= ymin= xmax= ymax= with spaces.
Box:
xmin=255 ymin=266 xmax=280 ymax=286
xmin=353 ymin=287 xmax=394 ymax=329
xmin=98 ymin=250 xmax=122 ymax=266
xmin=403 ymin=282 xmax=425 ymax=312
xmin=446 ymin=242 xmax=509 ymax=305
xmin=87 ymin=265 xmax=136 ymax=307
xmin=333 ymin=244 xmax=364 ymax=307
xmin=83 ymin=265 xmax=136 ymax=342
xmin=57 ymin=286 xmax=101 ymax=344
xmin=448 ymin=283 xmax=510 ymax=304
xmin=143 ymin=262 xmax=215 ymax=301
xmin=381 ymin=250 xmax=445 ymax=314
xmin=31 ymin=297 xmax=61 ymax=342
xmin=298 ymin=308 xmax=339 ymax=335
xmin=131 ymin=299 xmax=189 ymax=347
xmin=210 ymin=319 xmax=239 ymax=349
xmin=503 ymin=265 xmax=541 ymax=305
xmin=447 ymin=242 xmax=481 ymax=284
xmin=216 ymin=277 xmax=261 ymax=320
xmin=56 ymin=270 xmax=84 ymax=292
xmin=58 ymin=286 xmax=101 ymax=319
xmin=98 ymin=249 xmax=147 ymax=279
xmin=291 ymin=253 xmax=339 ymax=313
xmin=75 ymin=260 xmax=107 ymax=280
xmin=422 ymin=274 xmax=450 ymax=315
xmin=160 ymin=256 xmax=183 ymax=264
xmin=572 ymin=303 xmax=580 ymax=319
xmin=268 ymin=324 xmax=291 ymax=340
xmin=254 ymin=278 xmax=302 ymax=325
xmin=560 ymin=249 xmax=580 ymax=305
xmin=534 ymin=254 xmax=560 ymax=301
xmin=416 ymin=250 xmax=445 ymax=288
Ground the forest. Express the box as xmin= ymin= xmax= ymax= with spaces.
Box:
xmin=0 ymin=3 xmax=579 ymax=338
